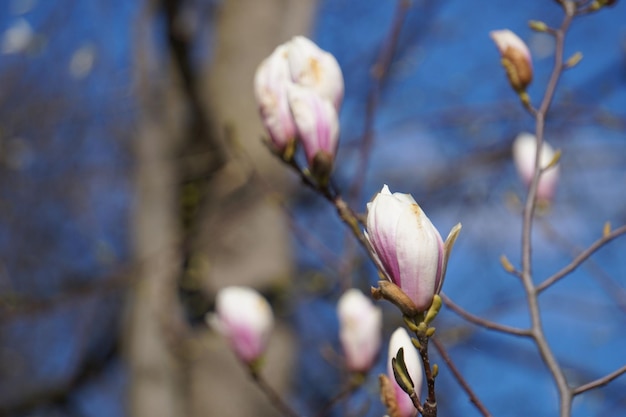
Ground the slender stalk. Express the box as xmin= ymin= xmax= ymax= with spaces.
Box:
xmin=537 ymin=224 xmax=626 ymax=293
xmin=572 ymin=364 xmax=626 ymax=396
xmin=250 ymin=369 xmax=302 ymax=417
xmin=520 ymin=5 xmax=576 ymax=416
xmin=431 ymin=337 xmax=492 ymax=417
xmin=440 ymin=293 xmax=531 ymax=337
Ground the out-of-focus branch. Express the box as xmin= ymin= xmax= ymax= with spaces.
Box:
xmin=572 ymin=364 xmax=626 ymax=396
xmin=347 ymin=0 xmax=412 ymax=208
xmin=520 ymin=4 xmax=575 ymax=417
xmin=537 ymin=224 xmax=626 ymax=293
xmin=440 ymin=293 xmax=532 ymax=337
xmin=431 ymin=337 xmax=492 ymax=417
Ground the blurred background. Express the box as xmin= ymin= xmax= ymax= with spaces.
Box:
xmin=0 ymin=0 xmax=625 ymax=416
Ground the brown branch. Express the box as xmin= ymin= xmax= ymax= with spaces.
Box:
xmin=440 ymin=293 xmax=531 ymax=337
xmin=250 ymin=369 xmax=303 ymax=417
xmin=536 ymin=224 xmax=626 ymax=293
xmin=431 ymin=337 xmax=492 ymax=417
xmin=520 ymin=4 xmax=576 ymax=417
xmin=572 ymin=364 xmax=626 ymax=396
xmin=347 ymin=0 xmax=412 ymax=207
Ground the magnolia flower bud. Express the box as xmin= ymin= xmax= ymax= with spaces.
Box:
xmin=490 ymin=29 xmax=533 ymax=91
xmin=287 ymin=36 xmax=344 ymax=110
xmin=254 ymin=44 xmax=298 ymax=156
xmin=287 ymin=83 xmax=339 ymax=181
xmin=366 ymin=185 xmax=461 ymax=312
xmin=513 ymin=132 xmax=560 ymax=202
xmin=208 ymin=286 xmax=274 ymax=366
xmin=388 ymin=328 xmax=422 ymax=417
xmin=337 ymin=289 xmax=383 ymax=372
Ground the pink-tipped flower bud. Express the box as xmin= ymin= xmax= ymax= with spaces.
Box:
xmin=337 ymin=289 xmax=383 ymax=373
xmin=287 ymin=83 xmax=339 ymax=181
xmin=388 ymin=328 xmax=422 ymax=417
xmin=513 ymin=132 xmax=560 ymax=202
xmin=208 ymin=286 xmax=274 ymax=366
xmin=366 ymin=186 xmax=461 ymax=313
xmin=366 ymin=185 xmax=445 ymax=312
xmin=287 ymin=36 xmax=344 ymax=110
xmin=254 ymin=44 xmax=298 ymax=155
xmin=490 ymin=29 xmax=533 ymax=91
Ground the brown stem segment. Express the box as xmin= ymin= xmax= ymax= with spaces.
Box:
xmin=431 ymin=337 xmax=492 ymax=417
xmin=520 ymin=4 xmax=576 ymax=417
xmin=250 ymin=369 xmax=302 ymax=417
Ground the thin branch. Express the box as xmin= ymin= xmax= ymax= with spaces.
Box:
xmin=431 ymin=337 xmax=492 ymax=417
xmin=520 ymin=5 xmax=577 ymax=417
xmin=347 ymin=0 xmax=411 ymax=207
xmin=537 ymin=224 xmax=626 ymax=293
xmin=250 ymin=370 xmax=303 ymax=417
xmin=315 ymin=375 xmax=364 ymax=417
xmin=440 ymin=293 xmax=532 ymax=337
xmin=572 ymin=364 xmax=626 ymax=396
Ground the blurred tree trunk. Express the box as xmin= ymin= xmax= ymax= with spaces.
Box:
xmin=127 ymin=1 xmax=315 ymax=416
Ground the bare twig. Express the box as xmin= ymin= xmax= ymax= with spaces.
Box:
xmin=347 ymin=0 xmax=412 ymax=207
xmin=520 ymin=4 xmax=576 ymax=417
xmin=250 ymin=369 xmax=303 ymax=417
xmin=440 ymin=293 xmax=532 ymax=337
xmin=431 ymin=337 xmax=492 ymax=417
xmin=537 ymin=224 xmax=626 ymax=293
xmin=572 ymin=364 xmax=626 ymax=396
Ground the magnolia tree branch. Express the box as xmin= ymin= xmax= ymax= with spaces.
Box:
xmin=250 ymin=369 xmax=303 ymax=417
xmin=520 ymin=4 xmax=575 ymax=417
xmin=431 ymin=337 xmax=492 ymax=417
xmin=347 ymin=0 xmax=412 ymax=207
xmin=572 ymin=364 xmax=626 ymax=396
xmin=536 ymin=224 xmax=626 ymax=293
xmin=440 ymin=293 xmax=532 ymax=337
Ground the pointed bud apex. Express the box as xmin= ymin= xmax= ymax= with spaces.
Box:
xmin=500 ymin=254 xmax=516 ymax=273
xmin=603 ymin=221 xmax=611 ymax=238
xmin=208 ymin=286 xmax=274 ymax=366
xmin=432 ymin=363 xmax=439 ymax=378
xmin=528 ymin=20 xmax=548 ymax=32
xmin=423 ymin=294 xmax=442 ymax=325
xmin=564 ymin=52 xmax=583 ymax=69
xmin=338 ymin=289 xmax=383 ymax=372
xmin=490 ymin=29 xmax=533 ymax=91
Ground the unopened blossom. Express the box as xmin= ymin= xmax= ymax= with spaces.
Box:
xmin=513 ymin=132 xmax=560 ymax=202
xmin=490 ymin=29 xmax=533 ymax=91
xmin=254 ymin=44 xmax=298 ymax=154
xmin=366 ymin=185 xmax=461 ymax=312
xmin=287 ymin=36 xmax=344 ymax=110
xmin=387 ymin=328 xmax=422 ymax=417
xmin=337 ymin=289 xmax=383 ymax=372
xmin=287 ymin=83 xmax=339 ymax=180
xmin=208 ymin=286 xmax=274 ymax=366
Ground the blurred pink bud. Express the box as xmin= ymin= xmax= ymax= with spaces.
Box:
xmin=287 ymin=36 xmax=344 ymax=110
xmin=513 ymin=132 xmax=560 ymax=202
xmin=208 ymin=286 xmax=274 ymax=365
xmin=388 ymin=328 xmax=422 ymax=417
xmin=366 ymin=185 xmax=445 ymax=312
xmin=287 ymin=83 xmax=339 ymax=179
xmin=490 ymin=29 xmax=533 ymax=91
xmin=254 ymin=44 xmax=298 ymax=154
xmin=337 ymin=289 xmax=383 ymax=372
